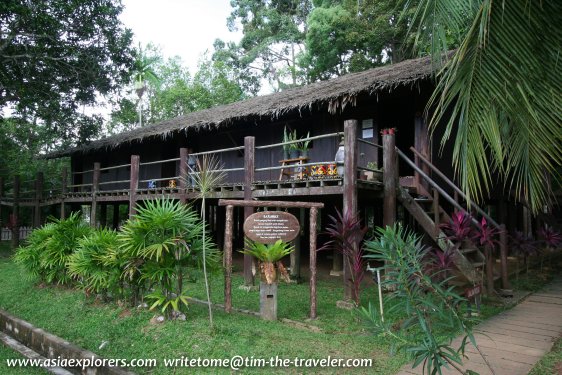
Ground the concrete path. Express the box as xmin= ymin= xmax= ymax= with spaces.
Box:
xmin=397 ymin=278 xmax=562 ymax=375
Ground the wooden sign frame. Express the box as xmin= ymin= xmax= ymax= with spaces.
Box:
xmin=218 ymin=199 xmax=324 ymax=319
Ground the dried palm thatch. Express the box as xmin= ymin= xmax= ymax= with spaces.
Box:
xmin=48 ymin=55 xmax=434 ymax=158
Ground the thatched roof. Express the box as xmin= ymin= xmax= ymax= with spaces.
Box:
xmin=49 ymin=54 xmax=434 ymax=158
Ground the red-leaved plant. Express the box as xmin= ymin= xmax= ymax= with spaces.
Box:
xmin=474 ymin=217 xmax=501 ymax=295
xmin=440 ymin=211 xmax=473 ymax=242
xmin=320 ymin=209 xmax=368 ymax=305
xmin=539 ymin=225 xmax=562 ymax=249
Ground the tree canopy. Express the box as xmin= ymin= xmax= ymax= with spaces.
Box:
xmin=0 ymin=0 xmax=134 ymax=145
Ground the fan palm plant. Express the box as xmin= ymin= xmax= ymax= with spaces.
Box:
xmin=118 ymin=198 xmax=219 ymax=317
xmin=405 ymin=0 xmax=561 ymax=214
xmin=67 ymin=228 xmax=121 ymax=298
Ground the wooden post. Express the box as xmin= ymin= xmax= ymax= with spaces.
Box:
xmin=179 ymin=147 xmax=188 ymax=204
xmin=343 ymin=119 xmax=358 ymax=301
xmin=33 ymin=172 xmax=44 ymax=227
xmin=11 ymin=175 xmax=20 ymax=249
xmin=432 ymin=188 xmax=440 ymax=236
xmin=243 ymin=136 xmax=255 ymax=286
xmin=499 ymin=224 xmax=510 ymax=290
xmin=129 ymin=155 xmax=140 ymax=218
xmin=60 ymin=167 xmax=67 ymax=219
xmin=290 ymin=208 xmax=303 ymax=281
xmin=309 ymin=207 xmax=318 ymax=319
xmin=100 ymin=204 xmax=107 ymax=228
xmin=91 ymin=162 xmax=100 ymax=227
xmin=414 ymin=113 xmax=430 ymax=192
xmin=0 ymin=176 xmax=4 ymax=228
xmin=224 ymin=204 xmax=234 ymax=313
xmin=382 ymin=133 xmax=397 ymax=227
xmin=112 ymin=204 xmax=120 ymax=229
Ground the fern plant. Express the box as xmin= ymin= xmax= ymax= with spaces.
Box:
xmin=67 ymin=228 xmax=121 ymax=297
xmin=361 ymin=224 xmax=479 ymax=375
xmin=241 ymin=239 xmax=294 ymax=284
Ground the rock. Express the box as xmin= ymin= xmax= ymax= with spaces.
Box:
xmin=150 ymin=315 xmax=165 ymax=324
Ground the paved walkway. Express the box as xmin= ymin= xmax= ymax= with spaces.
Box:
xmin=397 ymin=278 xmax=562 ymax=375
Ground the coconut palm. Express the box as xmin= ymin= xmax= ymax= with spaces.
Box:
xmin=241 ymin=239 xmax=294 ymax=285
xmin=406 ymin=0 xmax=561 ymax=214
xmin=132 ymin=44 xmax=159 ymax=127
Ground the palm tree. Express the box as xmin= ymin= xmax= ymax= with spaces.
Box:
xmin=406 ymin=0 xmax=561 ymax=214
xmin=132 ymin=44 xmax=159 ymax=127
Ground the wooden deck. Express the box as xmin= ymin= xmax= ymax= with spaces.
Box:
xmin=0 ymin=178 xmax=383 ymax=207
xmin=397 ymin=277 xmax=562 ymax=375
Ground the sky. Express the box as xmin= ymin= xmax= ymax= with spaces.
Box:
xmin=120 ymin=0 xmax=242 ymax=73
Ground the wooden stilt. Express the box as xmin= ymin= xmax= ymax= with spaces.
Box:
xmin=129 ymin=155 xmax=139 ymax=218
xmin=91 ymin=162 xmax=100 ymax=227
xmin=382 ymin=133 xmax=397 ymax=227
xmin=11 ymin=175 xmax=20 ymax=249
xmin=112 ymin=203 xmax=120 ymax=229
xmin=60 ymin=167 xmax=67 ymax=219
xmin=243 ymin=136 xmax=255 ymax=286
xmin=309 ymin=207 xmax=318 ymax=319
xmin=343 ymin=119 xmax=358 ymax=301
xmin=179 ymin=148 xmax=188 ymax=204
xmin=224 ymin=204 xmax=234 ymax=313
xmin=33 ymin=172 xmax=43 ymax=228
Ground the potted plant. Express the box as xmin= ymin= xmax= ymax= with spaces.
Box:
xmin=364 ymin=162 xmax=382 ymax=181
xmin=283 ymin=127 xmax=299 ymax=159
xmin=298 ymin=132 xmax=311 ymax=158
xmin=241 ymin=239 xmax=294 ymax=320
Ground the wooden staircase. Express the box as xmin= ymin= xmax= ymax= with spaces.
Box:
xmin=397 ymin=186 xmax=485 ymax=286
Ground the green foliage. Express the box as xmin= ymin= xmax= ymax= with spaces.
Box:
xmin=13 ymin=213 xmax=92 ymax=285
xmin=0 ymin=0 xmax=134 ymax=145
xmin=241 ymin=239 xmax=294 ymax=263
xmin=67 ymin=229 xmax=121 ymax=295
xmin=109 ymin=45 xmax=248 ymax=133
xmin=361 ymin=224 xmax=475 ymax=374
xmin=408 ymin=0 xmax=562 ymax=213
xmin=118 ymin=198 xmax=220 ymax=314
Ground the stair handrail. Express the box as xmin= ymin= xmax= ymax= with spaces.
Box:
xmin=396 ymin=147 xmax=484 ymax=228
xmin=408 ymin=147 xmax=501 ymax=229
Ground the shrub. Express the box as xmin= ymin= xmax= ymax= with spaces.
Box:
xmin=361 ymin=224 xmax=474 ymax=374
xmin=67 ymin=228 xmax=121 ymax=297
xmin=118 ymin=198 xmax=220 ymax=315
xmin=13 ymin=213 xmax=92 ymax=285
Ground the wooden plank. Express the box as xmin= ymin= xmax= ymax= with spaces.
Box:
xmin=219 ymin=199 xmax=324 ymax=209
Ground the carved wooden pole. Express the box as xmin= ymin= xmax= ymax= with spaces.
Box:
xmin=33 ymin=172 xmax=44 ymax=227
xmin=309 ymin=207 xmax=318 ymax=319
xmin=129 ymin=155 xmax=140 ymax=218
xmin=343 ymin=119 xmax=358 ymax=301
xmin=382 ymin=133 xmax=397 ymax=227
xmin=60 ymin=167 xmax=67 ymax=219
xmin=224 ymin=204 xmax=234 ymax=313
xmin=91 ymin=162 xmax=100 ymax=227
xmin=12 ymin=175 xmax=20 ymax=249
xmin=243 ymin=136 xmax=255 ymax=286
xmin=179 ymin=147 xmax=188 ymax=204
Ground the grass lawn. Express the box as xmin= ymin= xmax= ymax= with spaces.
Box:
xmin=529 ymin=335 xmax=562 ymax=375
xmin=0 ymin=241 xmax=553 ymax=374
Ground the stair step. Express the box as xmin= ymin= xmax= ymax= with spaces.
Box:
xmin=472 ymin=262 xmax=484 ymax=268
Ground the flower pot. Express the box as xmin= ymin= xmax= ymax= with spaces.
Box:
xmin=289 ymin=149 xmax=299 ymax=159
xmin=283 ymin=150 xmax=290 ymax=160
xmin=300 ymin=149 xmax=308 ymax=158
